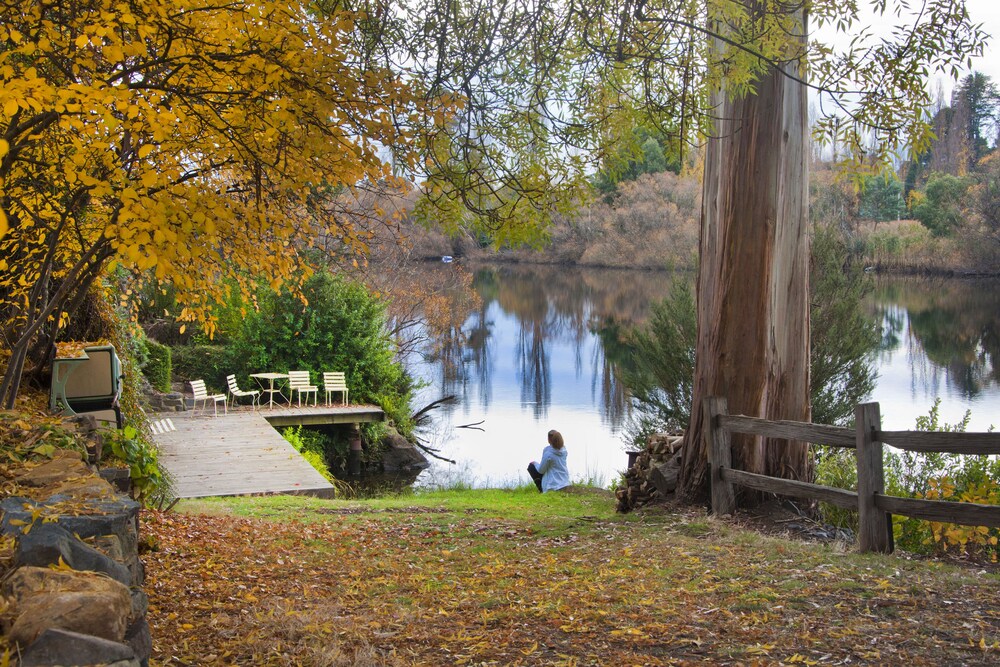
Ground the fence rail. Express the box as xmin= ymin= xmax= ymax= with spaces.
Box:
xmin=705 ymin=397 xmax=1000 ymax=554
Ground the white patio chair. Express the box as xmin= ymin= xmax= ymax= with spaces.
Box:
xmin=323 ymin=372 xmax=349 ymax=406
xmin=287 ymin=371 xmax=318 ymax=407
xmin=189 ymin=379 xmax=227 ymax=416
xmin=226 ymin=374 xmax=261 ymax=409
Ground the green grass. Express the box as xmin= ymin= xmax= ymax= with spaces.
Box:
xmin=176 ymin=484 xmax=621 ymax=526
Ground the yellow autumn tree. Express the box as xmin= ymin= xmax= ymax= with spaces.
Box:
xmin=0 ymin=0 xmax=450 ymax=405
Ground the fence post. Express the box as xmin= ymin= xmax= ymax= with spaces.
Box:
xmin=706 ymin=397 xmax=735 ymax=516
xmin=856 ymin=402 xmax=891 ymax=553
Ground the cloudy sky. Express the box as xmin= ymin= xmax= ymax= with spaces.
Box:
xmin=959 ymin=0 xmax=999 ymax=85
xmin=824 ymin=1 xmax=1000 ymax=96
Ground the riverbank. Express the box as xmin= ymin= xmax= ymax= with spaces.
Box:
xmin=145 ymin=491 xmax=1000 ymax=665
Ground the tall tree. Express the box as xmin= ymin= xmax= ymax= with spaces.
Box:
xmin=956 ymin=71 xmax=1000 ymax=166
xmin=679 ymin=3 xmax=812 ymax=498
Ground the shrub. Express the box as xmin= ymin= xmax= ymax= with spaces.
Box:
xmin=911 ymin=173 xmax=973 ymax=237
xmin=615 ymin=223 xmax=877 ymax=441
xmin=104 ymin=424 xmax=171 ymax=505
xmin=813 ymin=446 xmax=859 ymax=532
xmin=818 ymin=401 xmax=1000 ymax=561
xmin=887 ymin=400 xmax=1000 ymax=560
xmin=142 ymin=339 xmax=172 ymax=392
xmin=170 ymin=345 xmax=230 ymax=391
xmin=226 ymin=270 xmax=415 ymax=438
xmin=809 ymin=224 xmax=878 ymax=426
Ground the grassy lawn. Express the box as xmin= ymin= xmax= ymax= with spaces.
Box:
xmin=145 ymin=487 xmax=1000 ymax=666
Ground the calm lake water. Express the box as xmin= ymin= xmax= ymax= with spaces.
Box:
xmin=403 ymin=264 xmax=1000 ymax=489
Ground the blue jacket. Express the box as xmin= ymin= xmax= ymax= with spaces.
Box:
xmin=537 ymin=445 xmax=570 ymax=492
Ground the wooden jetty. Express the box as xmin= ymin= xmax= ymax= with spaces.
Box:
xmin=152 ymin=405 xmax=384 ymax=499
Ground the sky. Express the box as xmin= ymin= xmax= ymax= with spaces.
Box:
xmin=936 ymin=1 xmax=999 ymax=94
xmin=823 ymin=1 xmax=1000 ymax=97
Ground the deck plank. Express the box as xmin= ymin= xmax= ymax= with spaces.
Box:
xmin=150 ymin=406 xmax=380 ymax=498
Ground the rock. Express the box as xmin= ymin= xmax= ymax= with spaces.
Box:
xmin=381 ymin=433 xmax=431 ymax=472
xmin=92 ymin=534 xmax=125 ymax=562
xmin=6 ymin=567 xmax=131 ymax=645
xmin=1 ymin=497 xmax=141 ymax=564
xmin=44 ymin=474 xmax=118 ymax=501
xmin=16 ymin=523 xmax=132 ymax=586
xmin=129 ymin=589 xmax=149 ymax=621
xmin=99 ymin=468 xmax=133 ymax=495
xmin=19 ymin=627 xmax=137 ymax=667
xmin=14 ymin=456 xmax=92 ymax=488
xmin=124 ymin=616 xmax=152 ymax=666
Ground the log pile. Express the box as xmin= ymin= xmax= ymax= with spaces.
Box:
xmin=615 ymin=432 xmax=684 ymax=513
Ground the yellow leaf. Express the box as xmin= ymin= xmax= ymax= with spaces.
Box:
xmin=50 ymin=556 xmax=75 ymax=572
xmin=179 ymin=324 xmax=186 ymax=334
xmin=3 ymin=99 xmax=18 ymax=117
xmin=138 ymin=144 xmax=154 ymax=159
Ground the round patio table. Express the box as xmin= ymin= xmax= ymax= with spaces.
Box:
xmin=250 ymin=372 xmax=288 ymax=409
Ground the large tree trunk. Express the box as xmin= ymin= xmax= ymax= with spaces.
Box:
xmin=678 ymin=6 xmax=811 ymax=504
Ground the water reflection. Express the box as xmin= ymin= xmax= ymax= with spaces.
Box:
xmin=402 ymin=266 xmax=1000 ymax=487
xmin=412 ymin=263 xmax=678 ymax=426
xmin=869 ymin=277 xmax=1000 ymax=429
xmin=403 ymin=263 xmax=678 ymax=487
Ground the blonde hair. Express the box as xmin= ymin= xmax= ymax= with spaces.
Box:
xmin=547 ymin=429 xmax=564 ymax=449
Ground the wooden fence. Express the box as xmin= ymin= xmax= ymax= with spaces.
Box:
xmin=705 ymin=397 xmax=1000 ymax=553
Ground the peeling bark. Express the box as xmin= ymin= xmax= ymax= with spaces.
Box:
xmin=679 ymin=6 xmax=811 ymax=503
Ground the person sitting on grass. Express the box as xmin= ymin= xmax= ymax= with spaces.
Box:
xmin=527 ymin=429 xmax=570 ymax=493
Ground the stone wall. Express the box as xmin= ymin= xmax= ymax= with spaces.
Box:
xmin=1 ymin=432 xmax=151 ymax=666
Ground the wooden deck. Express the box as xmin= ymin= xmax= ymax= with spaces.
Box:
xmin=152 ymin=404 xmax=384 ymax=498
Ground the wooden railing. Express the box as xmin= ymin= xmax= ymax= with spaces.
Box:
xmin=704 ymin=397 xmax=1000 ymax=553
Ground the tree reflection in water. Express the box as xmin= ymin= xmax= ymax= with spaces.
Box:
xmin=871 ymin=277 xmax=1000 ymax=400
xmin=393 ymin=265 xmax=1000 ymax=484
xmin=402 ymin=262 xmax=678 ymax=429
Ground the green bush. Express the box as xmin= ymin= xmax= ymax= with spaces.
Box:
xmin=225 ymin=270 xmax=415 ymax=441
xmin=886 ymin=401 xmax=999 ymax=559
xmin=612 ymin=223 xmax=877 ymax=443
xmin=911 ymin=173 xmax=972 ymax=237
xmin=170 ymin=344 xmax=230 ymax=391
xmin=813 ymin=446 xmax=859 ymax=532
xmin=815 ymin=401 xmax=1000 ymax=561
xmin=142 ymin=339 xmax=172 ymax=392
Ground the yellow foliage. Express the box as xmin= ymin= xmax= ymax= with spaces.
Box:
xmin=924 ymin=476 xmax=1000 ymax=559
xmin=0 ymin=0 xmax=449 ymax=385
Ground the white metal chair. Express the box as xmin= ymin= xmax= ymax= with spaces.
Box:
xmin=323 ymin=372 xmax=349 ymax=406
xmin=226 ymin=374 xmax=261 ymax=409
xmin=189 ymin=379 xmax=227 ymax=416
xmin=287 ymin=371 xmax=318 ymax=407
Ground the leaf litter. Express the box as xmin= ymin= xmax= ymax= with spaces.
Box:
xmin=144 ymin=496 xmax=1000 ymax=666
